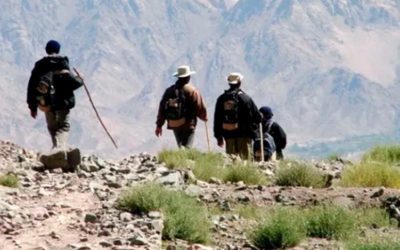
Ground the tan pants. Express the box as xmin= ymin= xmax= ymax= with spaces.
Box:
xmin=45 ymin=110 xmax=70 ymax=148
xmin=225 ymin=137 xmax=252 ymax=160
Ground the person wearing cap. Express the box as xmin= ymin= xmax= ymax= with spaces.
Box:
xmin=27 ymin=40 xmax=83 ymax=171
xmin=213 ymin=72 xmax=261 ymax=160
xmin=155 ymin=65 xmax=207 ymax=148
xmin=259 ymin=106 xmax=287 ymax=160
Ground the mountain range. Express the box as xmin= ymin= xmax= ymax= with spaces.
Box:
xmin=1 ymin=0 xmax=399 ymax=158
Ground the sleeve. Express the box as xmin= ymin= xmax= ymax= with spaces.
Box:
xmin=156 ymin=89 xmax=168 ymax=128
xmin=69 ymin=73 xmax=84 ymax=91
xmin=274 ymin=122 xmax=287 ymax=149
xmin=191 ymin=90 xmax=207 ymax=122
xmin=213 ymin=96 xmax=224 ymax=140
xmin=27 ymin=63 xmax=40 ymax=112
xmin=244 ymin=96 xmax=262 ymax=139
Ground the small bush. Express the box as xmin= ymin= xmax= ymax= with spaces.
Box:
xmin=305 ymin=205 xmax=355 ymax=240
xmin=346 ymin=236 xmax=400 ymax=250
xmin=117 ymin=183 xmax=210 ymax=243
xmin=0 ymin=174 xmax=18 ymax=188
xmin=250 ymin=207 xmax=306 ymax=249
xmin=224 ymin=162 xmax=268 ymax=185
xmin=158 ymin=149 xmax=225 ymax=181
xmin=275 ymin=161 xmax=326 ymax=188
xmin=158 ymin=149 xmax=269 ymax=185
xmin=340 ymin=162 xmax=400 ymax=188
xmin=192 ymin=151 xmax=225 ymax=182
xmin=158 ymin=149 xmax=199 ymax=169
xmin=117 ymin=183 xmax=165 ymax=213
xmin=362 ymin=145 xmax=400 ymax=164
xmin=354 ymin=207 xmax=394 ymax=228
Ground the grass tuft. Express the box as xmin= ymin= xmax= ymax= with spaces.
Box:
xmin=250 ymin=207 xmax=306 ymax=249
xmin=362 ymin=145 xmax=400 ymax=164
xmin=223 ymin=162 xmax=268 ymax=185
xmin=346 ymin=235 xmax=400 ymax=250
xmin=275 ymin=161 xmax=326 ymax=188
xmin=117 ymin=183 xmax=210 ymax=243
xmin=340 ymin=161 xmax=400 ymax=188
xmin=305 ymin=205 xmax=356 ymax=240
xmin=158 ymin=149 xmax=268 ymax=185
xmin=0 ymin=174 xmax=18 ymax=188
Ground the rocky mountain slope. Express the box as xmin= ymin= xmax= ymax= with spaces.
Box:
xmin=1 ymin=140 xmax=400 ymax=249
xmin=0 ymin=0 xmax=399 ymax=157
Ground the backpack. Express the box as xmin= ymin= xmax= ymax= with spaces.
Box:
xmin=221 ymin=89 xmax=241 ymax=131
xmin=163 ymin=86 xmax=187 ymax=127
xmin=253 ymin=123 xmax=276 ymax=161
xmin=35 ymin=71 xmax=56 ymax=111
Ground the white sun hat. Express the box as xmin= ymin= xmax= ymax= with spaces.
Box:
xmin=173 ymin=65 xmax=196 ymax=78
xmin=227 ymin=72 xmax=244 ymax=84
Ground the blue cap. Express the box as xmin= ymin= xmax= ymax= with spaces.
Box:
xmin=259 ymin=106 xmax=273 ymax=119
xmin=45 ymin=40 xmax=61 ymax=54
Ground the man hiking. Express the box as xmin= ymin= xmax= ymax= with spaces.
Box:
xmin=27 ymin=40 xmax=83 ymax=171
xmin=213 ymin=72 xmax=261 ymax=160
xmin=155 ymin=65 xmax=207 ymax=148
xmin=259 ymin=106 xmax=287 ymax=160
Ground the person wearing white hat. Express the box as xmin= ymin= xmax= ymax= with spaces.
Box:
xmin=155 ymin=65 xmax=208 ymax=148
xmin=213 ymin=72 xmax=261 ymax=160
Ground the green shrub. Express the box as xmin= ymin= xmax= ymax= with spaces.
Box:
xmin=158 ymin=149 xmax=269 ymax=185
xmin=346 ymin=236 xmax=400 ymax=250
xmin=158 ymin=149 xmax=225 ymax=181
xmin=117 ymin=183 xmax=165 ymax=213
xmin=0 ymin=174 xmax=18 ymax=188
xmin=250 ymin=207 xmax=306 ymax=249
xmin=275 ymin=161 xmax=326 ymax=188
xmin=158 ymin=149 xmax=199 ymax=169
xmin=362 ymin=145 xmax=400 ymax=164
xmin=223 ymin=162 xmax=268 ymax=185
xmin=340 ymin=162 xmax=400 ymax=188
xmin=305 ymin=205 xmax=355 ymax=240
xmin=192 ymin=151 xmax=225 ymax=182
xmin=354 ymin=207 xmax=394 ymax=228
xmin=117 ymin=183 xmax=210 ymax=243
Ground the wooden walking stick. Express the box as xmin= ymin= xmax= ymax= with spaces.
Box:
xmin=205 ymin=121 xmax=211 ymax=152
xmin=259 ymin=123 xmax=265 ymax=162
xmin=73 ymin=68 xmax=118 ymax=149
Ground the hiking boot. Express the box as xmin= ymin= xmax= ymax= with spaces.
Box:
xmin=38 ymin=150 xmax=68 ymax=170
xmin=64 ymin=148 xmax=81 ymax=172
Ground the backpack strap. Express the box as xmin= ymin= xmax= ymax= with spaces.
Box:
xmin=266 ymin=121 xmax=273 ymax=133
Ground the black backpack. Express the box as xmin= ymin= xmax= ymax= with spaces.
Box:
xmin=253 ymin=123 xmax=276 ymax=161
xmin=163 ymin=86 xmax=187 ymax=120
xmin=35 ymin=71 xmax=56 ymax=108
xmin=221 ymin=89 xmax=241 ymax=130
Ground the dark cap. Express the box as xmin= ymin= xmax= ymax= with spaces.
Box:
xmin=45 ymin=40 xmax=61 ymax=54
xmin=259 ymin=106 xmax=273 ymax=119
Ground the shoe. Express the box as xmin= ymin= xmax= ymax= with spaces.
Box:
xmin=65 ymin=148 xmax=81 ymax=172
xmin=39 ymin=150 xmax=68 ymax=170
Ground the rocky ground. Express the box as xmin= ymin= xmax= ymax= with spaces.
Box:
xmin=1 ymin=140 xmax=400 ymax=250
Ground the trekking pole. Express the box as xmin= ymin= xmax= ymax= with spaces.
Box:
xmin=73 ymin=68 xmax=118 ymax=149
xmin=204 ymin=121 xmax=211 ymax=152
xmin=259 ymin=123 xmax=265 ymax=162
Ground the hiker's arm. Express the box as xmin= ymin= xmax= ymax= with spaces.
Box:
xmin=275 ymin=123 xmax=287 ymax=149
xmin=156 ymin=91 xmax=167 ymax=131
xmin=27 ymin=64 xmax=40 ymax=115
xmin=192 ymin=90 xmax=207 ymax=121
xmin=213 ymin=97 xmax=223 ymax=141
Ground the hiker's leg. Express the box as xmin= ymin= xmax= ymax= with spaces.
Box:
xmin=180 ymin=129 xmax=195 ymax=148
xmin=173 ymin=129 xmax=183 ymax=148
xmin=276 ymin=149 xmax=284 ymax=160
xmin=237 ymin=137 xmax=252 ymax=160
xmin=225 ymin=138 xmax=237 ymax=155
xmin=55 ymin=110 xmax=70 ymax=149
xmin=45 ymin=111 xmax=57 ymax=148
